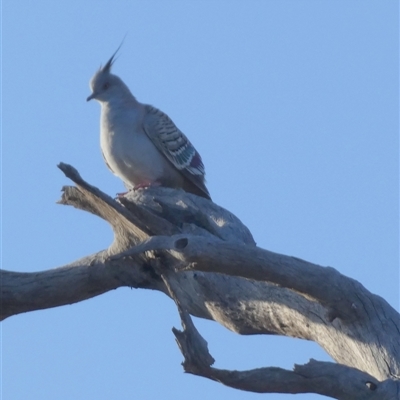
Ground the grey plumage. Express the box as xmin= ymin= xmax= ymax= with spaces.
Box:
xmin=87 ymin=50 xmax=211 ymax=200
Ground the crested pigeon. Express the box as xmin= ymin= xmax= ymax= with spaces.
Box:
xmin=87 ymin=49 xmax=211 ymax=200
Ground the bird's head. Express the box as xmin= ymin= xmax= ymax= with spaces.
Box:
xmin=87 ymin=46 xmax=132 ymax=104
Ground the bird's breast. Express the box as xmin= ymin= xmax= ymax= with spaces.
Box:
xmin=99 ymin=107 xmax=181 ymax=188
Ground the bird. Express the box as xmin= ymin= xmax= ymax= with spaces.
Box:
xmin=86 ymin=48 xmax=211 ymax=200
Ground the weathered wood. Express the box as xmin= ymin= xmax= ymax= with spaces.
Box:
xmin=1 ymin=163 xmax=399 ymax=399
xmin=172 ymin=306 xmax=394 ymax=400
xmin=111 ymin=233 xmax=400 ymax=380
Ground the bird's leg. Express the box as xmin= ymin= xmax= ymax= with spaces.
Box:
xmin=116 ymin=181 xmax=161 ymax=197
xmin=133 ymin=181 xmax=162 ymax=190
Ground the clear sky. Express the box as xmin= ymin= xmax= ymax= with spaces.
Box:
xmin=2 ymin=1 xmax=399 ymax=399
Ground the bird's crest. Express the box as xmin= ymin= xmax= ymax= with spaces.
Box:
xmin=101 ymin=36 xmax=127 ymax=73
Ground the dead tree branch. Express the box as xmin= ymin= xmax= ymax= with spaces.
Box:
xmin=1 ymin=163 xmax=399 ymax=399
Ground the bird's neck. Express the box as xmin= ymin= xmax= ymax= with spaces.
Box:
xmin=103 ymin=91 xmax=137 ymax=108
xmin=101 ymin=92 xmax=139 ymax=118
xmin=100 ymin=97 xmax=142 ymax=134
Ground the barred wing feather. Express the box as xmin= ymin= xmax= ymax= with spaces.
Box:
xmin=142 ymin=105 xmax=210 ymax=199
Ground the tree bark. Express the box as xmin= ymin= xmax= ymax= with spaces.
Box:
xmin=1 ymin=163 xmax=399 ymax=399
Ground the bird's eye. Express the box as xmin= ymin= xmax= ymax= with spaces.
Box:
xmin=103 ymin=82 xmax=110 ymax=90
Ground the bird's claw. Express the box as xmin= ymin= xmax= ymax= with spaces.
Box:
xmin=115 ymin=181 xmax=161 ymax=198
xmin=133 ymin=181 xmax=161 ymax=190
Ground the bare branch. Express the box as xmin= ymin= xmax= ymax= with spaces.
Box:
xmin=0 ymin=252 xmax=166 ymax=321
xmin=110 ymin=234 xmax=400 ymax=380
xmin=171 ymin=285 xmax=395 ymax=399
xmin=162 ymin=274 xmax=215 ymax=372
xmin=2 ymin=163 xmax=399 ymax=398
xmin=109 ymin=234 xmax=390 ymax=323
xmin=201 ymin=361 xmax=392 ymax=400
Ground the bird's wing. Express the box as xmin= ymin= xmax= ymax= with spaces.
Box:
xmin=142 ymin=105 xmax=210 ymax=199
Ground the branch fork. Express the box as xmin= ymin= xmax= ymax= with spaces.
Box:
xmin=1 ymin=163 xmax=398 ymax=399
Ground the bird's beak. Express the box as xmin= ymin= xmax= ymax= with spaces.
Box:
xmin=86 ymin=93 xmax=96 ymax=102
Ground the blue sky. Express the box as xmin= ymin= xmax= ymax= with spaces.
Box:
xmin=2 ymin=1 xmax=398 ymax=399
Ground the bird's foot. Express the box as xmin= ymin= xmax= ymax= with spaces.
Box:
xmin=133 ymin=181 xmax=161 ymax=190
xmin=115 ymin=181 xmax=161 ymax=198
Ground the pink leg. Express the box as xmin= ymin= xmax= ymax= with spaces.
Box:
xmin=133 ymin=181 xmax=161 ymax=190
xmin=116 ymin=181 xmax=161 ymax=198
